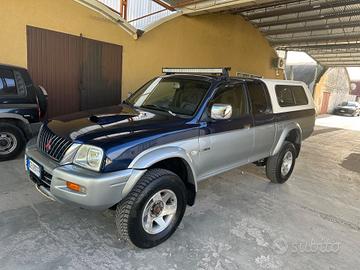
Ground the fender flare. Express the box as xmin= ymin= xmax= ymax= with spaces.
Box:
xmin=0 ymin=113 xmax=29 ymax=124
xmin=0 ymin=113 xmax=32 ymax=138
xmin=271 ymin=123 xmax=302 ymax=156
xmin=123 ymin=146 xmax=198 ymax=199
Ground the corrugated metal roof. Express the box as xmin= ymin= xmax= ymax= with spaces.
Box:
xmin=162 ymin=0 xmax=360 ymax=67
xmin=99 ymin=0 xmax=120 ymax=11
xmin=98 ymin=0 xmax=174 ymax=29
xmin=127 ymin=0 xmax=174 ymax=29
xmin=235 ymin=0 xmax=360 ymax=67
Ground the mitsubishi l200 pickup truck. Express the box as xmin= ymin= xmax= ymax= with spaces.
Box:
xmin=25 ymin=68 xmax=315 ymax=248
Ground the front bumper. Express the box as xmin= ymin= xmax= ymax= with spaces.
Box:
xmin=25 ymin=138 xmax=145 ymax=210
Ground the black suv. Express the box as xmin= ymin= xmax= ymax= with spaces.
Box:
xmin=0 ymin=64 xmax=47 ymax=161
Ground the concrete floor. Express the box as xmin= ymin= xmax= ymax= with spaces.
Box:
xmin=0 ymin=115 xmax=360 ymax=270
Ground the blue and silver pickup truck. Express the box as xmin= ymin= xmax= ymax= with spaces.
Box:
xmin=25 ymin=68 xmax=315 ymax=248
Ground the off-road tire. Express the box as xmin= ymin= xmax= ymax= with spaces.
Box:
xmin=0 ymin=123 xmax=26 ymax=161
xmin=266 ymin=141 xmax=297 ymax=184
xmin=115 ymin=168 xmax=187 ymax=248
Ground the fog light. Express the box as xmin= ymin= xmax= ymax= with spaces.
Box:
xmin=66 ymin=181 xmax=86 ymax=193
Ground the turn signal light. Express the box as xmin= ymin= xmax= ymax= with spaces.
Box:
xmin=66 ymin=181 xmax=86 ymax=193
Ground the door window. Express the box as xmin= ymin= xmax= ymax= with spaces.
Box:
xmin=0 ymin=69 xmax=17 ymax=96
xmin=247 ymin=81 xmax=271 ymax=114
xmin=210 ymin=84 xmax=248 ymax=119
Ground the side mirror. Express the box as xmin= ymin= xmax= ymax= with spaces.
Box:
xmin=211 ymin=104 xmax=232 ymax=120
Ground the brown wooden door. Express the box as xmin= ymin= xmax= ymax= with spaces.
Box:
xmin=27 ymin=26 xmax=81 ymax=118
xmin=81 ymin=38 xmax=122 ymax=111
xmin=27 ymin=26 xmax=122 ymax=118
xmin=320 ymin=92 xmax=331 ymax=114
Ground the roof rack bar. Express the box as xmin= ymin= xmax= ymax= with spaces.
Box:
xmin=162 ymin=67 xmax=231 ymax=77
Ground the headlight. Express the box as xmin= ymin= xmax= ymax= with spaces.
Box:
xmin=73 ymin=145 xmax=104 ymax=172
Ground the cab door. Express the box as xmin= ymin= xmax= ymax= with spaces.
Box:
xmin=197 ymin=82 xmax=255 ymax=180
xmin=246 ymin=81 xmax=275 ymax=161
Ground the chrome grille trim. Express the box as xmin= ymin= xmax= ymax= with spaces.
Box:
xmin=37 ymin=125 xmax=73 ymax=162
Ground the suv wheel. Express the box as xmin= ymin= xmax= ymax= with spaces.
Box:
xmin=0 ymin=123 xmax=25 ymax=161
xmin=115 ymin=168 xmax=187 ymax=248
xmin=266 ymin=141 xmax=297 ymax=184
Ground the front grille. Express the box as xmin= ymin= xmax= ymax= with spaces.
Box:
xmin=30 ymin=171 xmax=52 ymax=190
xmin=38 ymin=125 xmax=73 ymax=162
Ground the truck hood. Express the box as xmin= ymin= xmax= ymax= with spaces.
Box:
xmin=47 ymin=104 xmax=191 ymax=146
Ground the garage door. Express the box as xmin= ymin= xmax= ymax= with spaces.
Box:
xmin=27 ymin=26 xmax=122 ymax=117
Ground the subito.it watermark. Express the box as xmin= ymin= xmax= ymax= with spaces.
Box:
xmin=272 ymin=238 xmax=341 ymax=255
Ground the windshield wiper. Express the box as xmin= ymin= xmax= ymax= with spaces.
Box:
xmin=141 ymin=104 xmax=176 ymax=116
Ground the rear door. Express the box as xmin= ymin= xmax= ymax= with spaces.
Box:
xmin=247 ymin=81 xmax=275 ymax=161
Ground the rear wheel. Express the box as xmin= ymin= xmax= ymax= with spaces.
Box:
xmin=115 ymin=168 xmax=187 ymax=248
xmin=0 ymin=123 xmax=25 ymax=161
xmin=266 ymin=141 xmax=297 ymax=184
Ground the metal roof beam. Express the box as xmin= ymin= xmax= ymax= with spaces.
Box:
xmin=255 ymin=9 xmax=360 ymax=28
xmin=319 ymin=60 xmax=360 ymax=63
xmin=310 ymin=53 xmax=360 ymax=58
xmin=315 ymin=56 xmax=360 ymax=60
xmin=151 ymin=0 xmax=176 ymax=11
xmin=245 ymin=0 xmax=359 ymax=20
xmin=272 ymin=35 xmax=360 ymax=47
xmin=320 ymin=59 xmax=360 ymax=62
xmin=307 ymin=49 xmax=360 ymax=55
xmin=320 ymin=62 xmax=360 ymax=65
xmin=319 ymin=59 xmax=360 ymax=62
xmin=286 ymin=44 xmax=360 ymax=50
xmin=264 ymin=21 xmax=360 ymax=36
xmin=320 ymin=63 xmax=360 ymax=67
xmin=229 ymin=0 xmax=299 ymax=13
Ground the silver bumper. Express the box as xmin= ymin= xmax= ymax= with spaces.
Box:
xmin=25 ymin=138 xmax=145 ymax=210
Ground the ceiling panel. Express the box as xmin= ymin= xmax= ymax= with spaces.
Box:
xmin=167 ymin=0 xmax=360 ymax=67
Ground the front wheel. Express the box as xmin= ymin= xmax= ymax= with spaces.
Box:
xmin=266 ymin=141 xmax=297 ymax=184
xmin=0 ymin=123 xmax=26 ymax=161
xmin=115 ymin=169 xmax=187 ymax=248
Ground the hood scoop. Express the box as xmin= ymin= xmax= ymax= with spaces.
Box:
xmin=89 ymin=113 xmax=139 ymax=125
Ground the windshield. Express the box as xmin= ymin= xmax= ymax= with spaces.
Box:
xmin=126 ymin=77 xmax=211 ymax=116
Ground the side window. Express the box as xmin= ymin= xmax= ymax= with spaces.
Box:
xmin=0 ymin=69 xmax=18 ymax=96
xmin=275 ymin=85 xmax=308 ymax=107
xmin=247 ymin=81 xmax=271 ymax=114
xmin=210 ymin=84 xmax=248 ymax=119
xmin=292 ymin=86 xmax=308 ymax=105
xmin=275 ymin=86 xmax=295 ymax=107
xmin=14 ymin=70 xmax=27 ymax=96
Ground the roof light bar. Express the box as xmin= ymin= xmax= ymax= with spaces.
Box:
xmin=162 ymin=67 xmax=231 ymax=76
